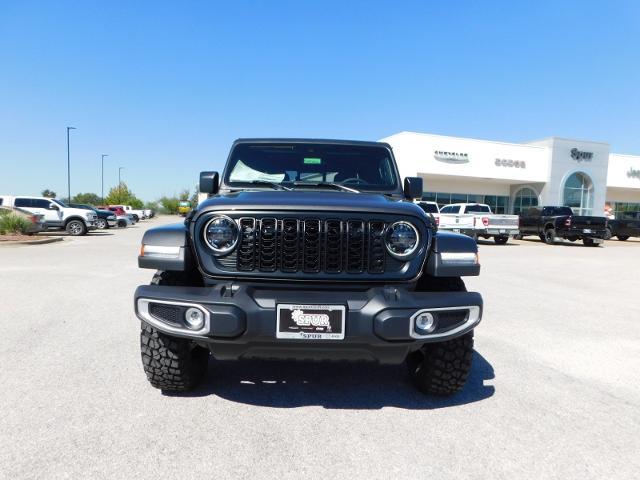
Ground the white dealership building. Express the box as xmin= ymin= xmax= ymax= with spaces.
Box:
xmin=380 ymin=131 xmax=640 ymax=217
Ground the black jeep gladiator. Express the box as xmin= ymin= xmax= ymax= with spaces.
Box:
xmin=605 ymin=211 xmax=640 ymax=241
xmin=134 ymin=139 xmax=483 ymax=396
xmin=518 ymin=206 xmax=607 ymax=246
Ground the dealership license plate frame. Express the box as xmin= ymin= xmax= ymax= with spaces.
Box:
xmin=276 ymin=304 xmax=346 ymax=340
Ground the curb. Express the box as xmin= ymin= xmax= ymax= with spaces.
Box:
xmin=0 ymin=237 xmax=64 ymax=247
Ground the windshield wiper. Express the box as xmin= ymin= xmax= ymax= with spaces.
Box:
xmin=246 ymin=180 xmax=292 ymax=191
xmin=292 ymin=182 xmax=360 ymax=193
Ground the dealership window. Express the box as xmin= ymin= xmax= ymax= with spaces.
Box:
xmin=611 ymin=202 xmax=640 ymax=218
xmin=422 ymin=192 xmax=508 ymax=213
xmin=563 ymin=172 xmax=593 ymax=215
xmin=512 ymin=188 xmax=539 ymax=215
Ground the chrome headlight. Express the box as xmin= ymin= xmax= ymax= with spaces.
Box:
xmin=203 ymin=215 xmax=238 ymax=254
xmin=385 ymin=221 xmax=419 ymax=258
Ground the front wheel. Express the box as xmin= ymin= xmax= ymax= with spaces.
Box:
xmin=617 ymin=235 xmax=630 ymax=241
xmin=140 ymin=324 xmax=209 ymax=391
xmin=95 ymin=218 xmax=107 ymax=229
xmin=493 ymin=235 xmax=509 ymax=245
xmin=407 ymin=332 xmax=474 ymax=396
xmin=66 ymin=220 xmax=86 ymax=236
xmin=544 ymin=228 xmax=557 ymax=245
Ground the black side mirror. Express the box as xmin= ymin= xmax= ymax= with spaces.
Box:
xmin=403 ymin=177 xmax=423 ymax=200
xmin=199 ymin=171 xmax=219 ymax=196
xmin=49 ymin=204 xmax=59 ymax=210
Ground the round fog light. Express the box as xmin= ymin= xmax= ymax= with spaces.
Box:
xmin=184 ymin=307 xmax=205 ymax=330
xmin=414 ymin=312 xmax=435 ymax=334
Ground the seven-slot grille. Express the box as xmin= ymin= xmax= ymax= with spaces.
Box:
xmin=232 ymin=217 xmax=388 ymax=274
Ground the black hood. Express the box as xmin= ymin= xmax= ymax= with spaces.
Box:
xmin=196 ymin=190 xmax=429 ymax=219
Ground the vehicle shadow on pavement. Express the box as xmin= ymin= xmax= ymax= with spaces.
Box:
xmin=167 ymin=351 xmax=495 ymax=409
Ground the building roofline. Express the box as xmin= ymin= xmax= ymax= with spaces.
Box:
xmin=381 ymin=131 xmax=546 ymax=149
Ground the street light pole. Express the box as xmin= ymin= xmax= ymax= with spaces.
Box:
xmin=118 ymin=167 xmax=124 ymax=187
xmin=66 ymin=127 xmax=76 ymax=201
xmin=101 ymin=154 xmax=109 ymax=203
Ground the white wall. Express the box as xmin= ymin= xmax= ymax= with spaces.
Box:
xmin=607 ymin=153 xmax=640 ymax=189
xmin=381 ymin=131 xmax=549 ymax=183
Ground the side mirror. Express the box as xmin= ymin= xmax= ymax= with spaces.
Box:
xmin=49 ymin=204 xmax=59 ymax=210
xmin=200 ymin=171 xmax=219 ymax=196
xmin=403 ymin=177 xmax=423 ymax=200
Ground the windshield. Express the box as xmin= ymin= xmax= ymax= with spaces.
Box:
xmin=225 ymin=143 xmax=399 ymax=191
xmin=179 ymin=201 xmax=191 ymax=207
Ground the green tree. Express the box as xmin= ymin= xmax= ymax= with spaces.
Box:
xmin=41 ymin=189 xmax=56 ymax=198
xmin=178 ymin=189 xmax=190 ymax=201
xmin=71 ymin=192 xmax=102 ymax=205
xmin=189 ymin=185 xmax=199 ymax=207
xmin=158 ymin=196 xmax=180 ymax=214
xmin=104 ymin=182 xmax=143 ymax=207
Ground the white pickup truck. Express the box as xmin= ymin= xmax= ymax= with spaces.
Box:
xmin=112 ymin=205 xmax=146 ymax=221
xmin=437 ymin=203 xmax=519 ymax=244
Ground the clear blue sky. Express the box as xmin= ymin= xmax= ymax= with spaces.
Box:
xmin=1 ymin=0 xmax=639 ymax=201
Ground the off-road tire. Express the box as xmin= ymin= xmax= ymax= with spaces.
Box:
xmin=407 ymin=332 xmax=474 ymax=396
xmin=66 ymin=219 xmax=86 ymax=236
xmin=140 ymin=271 xmax=209 ymax=391
xmin=617 ymin=235 xmax=629 ymax=241
xmin=409 ymin=275 xmax=474 ymax=395
xmin=493 ymin=235 xmax=509 ymax=245
xmin=544 ymin=228 xmax=556 ymax=245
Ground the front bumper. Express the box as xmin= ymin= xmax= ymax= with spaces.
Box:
xmin=134 ymin=284 xmax=483 ymax=364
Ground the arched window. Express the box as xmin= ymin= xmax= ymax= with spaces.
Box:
xmin=563 ymin=172 xmax=594 ymax=215
xmin=513 ymin=188 xmax=538 ymax=215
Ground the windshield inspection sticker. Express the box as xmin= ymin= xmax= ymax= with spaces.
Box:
xmin=303 ymin=157 xmax=322 ymax=164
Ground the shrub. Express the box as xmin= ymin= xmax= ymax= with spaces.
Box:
xmin=0 ymin=213 xmax=31 ymax=235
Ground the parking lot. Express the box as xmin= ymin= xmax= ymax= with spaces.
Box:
xmin=1 ymin=216 xmax=639 ymax=480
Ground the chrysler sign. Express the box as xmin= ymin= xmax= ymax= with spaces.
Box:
xmin=434 ymin=150 xmax=469 ymax=164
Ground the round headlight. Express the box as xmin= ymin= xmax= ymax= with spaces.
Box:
xmin=203 ymin=215 xmax=238 ymax=254
xmin=385 ymin=221 xmax=419 ymax=258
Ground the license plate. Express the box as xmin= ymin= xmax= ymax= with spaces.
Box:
xmin=276 ymin=304 xmax=345 ymax=340
xmin=583 ymin=228 xmax=592 ymax=233
xmin=592 ymin=238 xmax=603 ymax=244
xmin=499 ymin=229 xmax=506 ymax=234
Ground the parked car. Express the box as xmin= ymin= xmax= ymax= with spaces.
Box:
xmin=67 ymin=203 xmax=117 ymax=229
xmin=438 ymin=203 xmax=519 ymax=244
xmin=99 ymin=206 xmax=136 ymax=226
xmin=605 ymin=211 xmax=640 ymax=241
xmin=135 ymin=138 xmax=483 ymax=397
xmin=0 ymin=196 xmax=97 ymax=235
xmin=416 ymin=201 xmax=440 ymax=226
xmin=518 ymin=206 xmax=607 ymax=246
xmin=0 ymin=206 xmax=46 ymax=234
xmin=111 ymin=205 xmax=146 ymax=221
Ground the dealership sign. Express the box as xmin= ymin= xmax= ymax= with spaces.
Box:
xmin=628 ymin=167 xmax=640 ymax=179
xmin=495 ymin=158 xmax=526 ymax=168
xmin=434 ymin=150 xmax=469 ymax=164
xmin=570 ymin=148 xmax=593 ymax=162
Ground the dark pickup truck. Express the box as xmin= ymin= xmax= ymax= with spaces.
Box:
xmin=605 ymin=212 xmax=640 ymax=241
xmin=518 ymin=206 xmax=607 ymax=246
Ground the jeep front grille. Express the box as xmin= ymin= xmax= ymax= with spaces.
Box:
xmin=230 ymin=217 xmax=388 ymax=274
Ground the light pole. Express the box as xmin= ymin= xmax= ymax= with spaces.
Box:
xmin=118 ymin=167 xmax=124 ymax=188
xmin=101 ymin=154 xmax=109 ymax=203
xmin=66 ymin=127 xmax=76 ymax=201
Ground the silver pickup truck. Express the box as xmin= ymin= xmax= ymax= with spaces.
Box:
xmin=437 ymin=203 xmax=519 ymax=244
